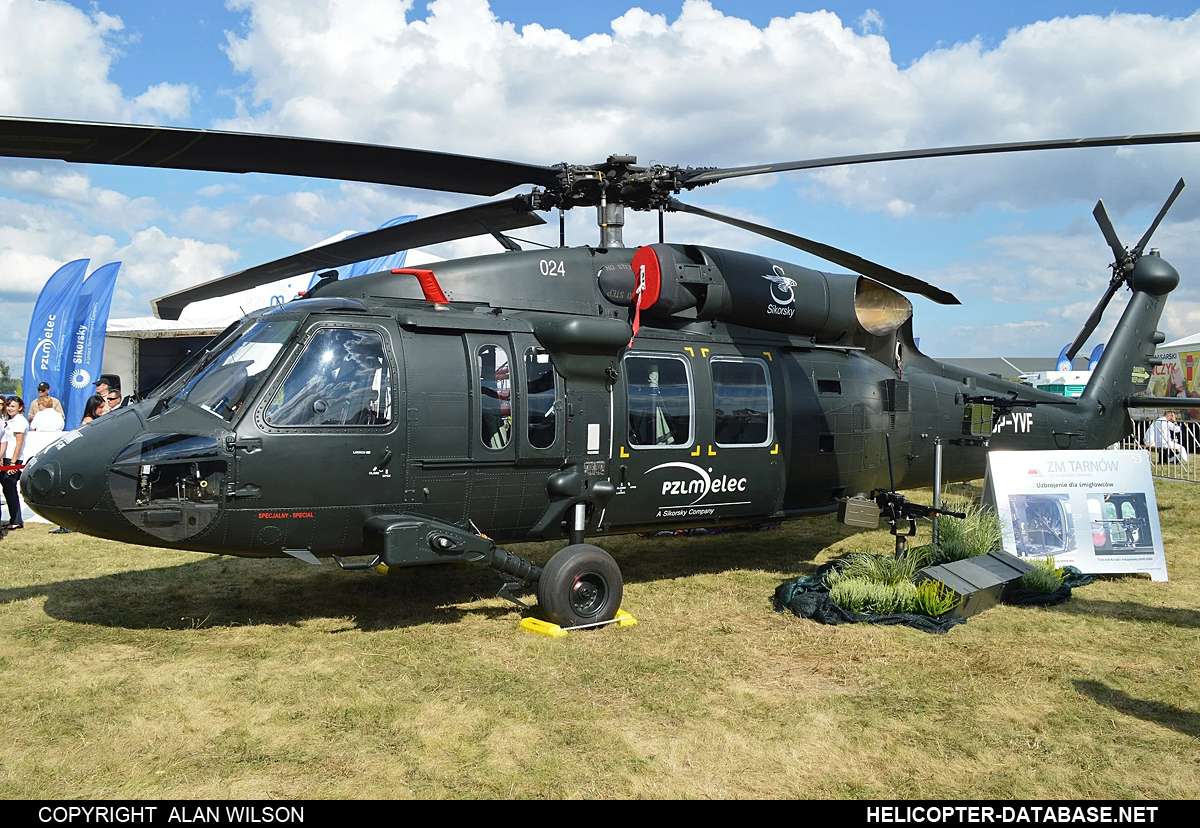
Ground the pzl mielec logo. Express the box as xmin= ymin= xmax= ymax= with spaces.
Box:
xmin=762 ymin=265 xmax=796 ymax=318
xmin=647 ymin=461 xmax=748 ymax=505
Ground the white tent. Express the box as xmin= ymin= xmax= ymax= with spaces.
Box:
xmin=1159 ymin=331 xmax=1200 ymax=351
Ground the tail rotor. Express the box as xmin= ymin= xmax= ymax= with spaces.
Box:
xmin=1065 ymin=179 xmax=1185 ymax=362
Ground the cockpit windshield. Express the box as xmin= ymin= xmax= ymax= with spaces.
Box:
xmin=180 ymin=320 xmax=298 ymax=421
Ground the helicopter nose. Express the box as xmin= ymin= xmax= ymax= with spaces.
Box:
xmin=20 ymin=407 xmax=145 ymax=526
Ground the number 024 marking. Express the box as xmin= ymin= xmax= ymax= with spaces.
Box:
xmin=539 ymin=259 xmax=566 ymax=276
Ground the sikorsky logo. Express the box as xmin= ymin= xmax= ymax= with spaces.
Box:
xmin=71 ymin=322 xmax=90 ymax=369
xmin=646 ymin=461 xmax=748 ymax=506
xmin=70 ymin=368 xmax=92 ymax=389
xmin=762 ymin=265 xmax=797 ymax=318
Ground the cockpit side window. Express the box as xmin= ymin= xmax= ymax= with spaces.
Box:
xmin=182 ymin=320 xmax=298 ymax=421
xmin=265 ymin=328 xmax=393 ymax=427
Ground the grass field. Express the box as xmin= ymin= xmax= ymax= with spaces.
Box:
xmin=1 ymin=481 xmax=1197 ymax=799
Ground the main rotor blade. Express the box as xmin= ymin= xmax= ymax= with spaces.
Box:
xmin=1064 ymin=278 xmax=1122 ymax=362
xmin=1132 ymin=177 xmax=1186 ymax=257
xmin=152 ymin=197 xmax=545 ymax=320
xmin=669 ymin=198 xmax=960 ymax=305
xmin=1092 ymin=199 xmax=1127 ymax=264
xmin=682 ymin=132 xmax=1200 ymax=187
xmin=0 ymin=117 xmax=560 ymax=195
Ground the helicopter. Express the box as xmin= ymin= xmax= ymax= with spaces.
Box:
xmin=2 ymin=116 xmax=1195 ymax=628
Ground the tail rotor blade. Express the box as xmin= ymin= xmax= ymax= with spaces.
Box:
xmin=1093 ymin=199 xmax=1127 ymax=264
xmin=1064 ymin=278 xmax=1122 ymax=361
xmin=1132 ymin=178 xmax=1185 ymax=257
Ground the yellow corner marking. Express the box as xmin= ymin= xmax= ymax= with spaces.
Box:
xmin=620 ymin=446 xmax=630 ymax=458
xmin=708 ymin=445 xmax=717 ymax=456
xmin=770 ymin=443 xmax=779 ymax=455
xmin=520 ymin=617 xmax=568 ymax=638
xmin=701 ymin=347 xmax=710 ymax=358
xmin=691 ymin=445 xmax=702 ymax=457
xmin=762 ymin=351 xmax=773 ymax=361
xmin=683 ymin=346 xmax=695 ymax=357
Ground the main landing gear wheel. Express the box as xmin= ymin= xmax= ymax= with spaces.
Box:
xmin=536 ymin=544 xmax=623 ymax=628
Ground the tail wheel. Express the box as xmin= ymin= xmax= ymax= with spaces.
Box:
xmin=536 ymin=544 xmax=623 ymax=628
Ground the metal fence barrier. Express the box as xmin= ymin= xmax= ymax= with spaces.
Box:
xmin=1118 ymin=420 xmax=1198 ymax=482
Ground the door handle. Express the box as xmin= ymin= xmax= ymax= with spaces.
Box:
xmin=374 ymin=449 xmax=393 ymax=471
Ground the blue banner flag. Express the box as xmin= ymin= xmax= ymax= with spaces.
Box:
xmin=64 ymin=262 xmax=122 ymax=426
xmin=307 ymin=214 xmax=417 ymax=291
xmin=24 ymin=259 xmax=89 ymax=403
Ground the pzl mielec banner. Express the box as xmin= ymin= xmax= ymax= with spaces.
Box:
xmin=23 ymin=259 xmax=89 ymax=402
xmin=984 ymin=450 xmax=1168 ymax=581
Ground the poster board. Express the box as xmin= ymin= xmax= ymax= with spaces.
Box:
xmin=983 ymin=450 xmax=1168 ymax=581
xmin=1142 ymin=347 xmax=1200 ymax=421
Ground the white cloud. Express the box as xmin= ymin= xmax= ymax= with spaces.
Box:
xmin=206 ymin=1 xmax=1200 ymax=224
xmin=0 ymin=0 xmax=191 ymax=123
xmin=0 ymin=166 xmax=159 ymax=229
xmin=858 ymin=9 xmax=884 ymax=35
xmin=132 ymin=82 xmax=195 ymax=121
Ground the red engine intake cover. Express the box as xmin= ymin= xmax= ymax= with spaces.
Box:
xmin=631 ymin=246 xmax=663 ymax=310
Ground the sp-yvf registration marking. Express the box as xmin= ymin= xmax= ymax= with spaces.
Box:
xmin=993 ymin=412 xmax=1034 ymax=433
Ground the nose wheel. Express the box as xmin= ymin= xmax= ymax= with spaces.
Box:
xmin=536 ymin=544 xmax=623 ymax=628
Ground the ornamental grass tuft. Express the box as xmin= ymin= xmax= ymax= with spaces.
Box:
xmin=935 ymin=501 xmax=1002 ymax=558
xmin=829 ymin=576 xmax=917 ymax=615
xmin=1022 ymin=555 xmax=1066 ymax=593
xmin=832 ymin=552 xmax=917 ymax=586
xmin=912 ymin=579 xmax=961 ymax=617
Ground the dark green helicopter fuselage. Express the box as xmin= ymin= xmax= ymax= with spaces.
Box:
xmin=21 ymin=243 xmax=1176 ymax=564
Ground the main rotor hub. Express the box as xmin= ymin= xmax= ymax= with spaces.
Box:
xmin=522 ymin=155 xmax=716 ymax=247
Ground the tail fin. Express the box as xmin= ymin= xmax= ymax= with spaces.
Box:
xmin=1078 ymin=252 xmax=1178 ymax=445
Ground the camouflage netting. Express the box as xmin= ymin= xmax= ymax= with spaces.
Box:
xmin=773 ymin=563 xmax=966 ymax=635
xmin=774 ymin=563 xmax=1096 ymax=633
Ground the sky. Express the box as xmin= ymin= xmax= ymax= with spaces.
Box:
xmin=4 ymin=0 xmax=1200 ymax=374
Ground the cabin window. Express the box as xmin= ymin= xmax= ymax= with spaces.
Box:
xmin=711 ymin=358 xmax=773 ymax=447
xmin=264 ymin=328 xmax=392 ymax=427
xmin=479 ymin=344 xmax=512 ymax=450
xmin=525 ymin=346 xmax=557 ymax=449
xmin=625 ymin=353 xmax=693 ymax=448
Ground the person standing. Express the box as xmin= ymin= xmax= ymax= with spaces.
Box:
xmin=1 ymin=396 xmax=28 ymax=529
xmin=35 ymin=381 xmax=65 ymax=418
xmin=106 ymin=388 xmax=122 ymax=410
xmin=94 ymin=378 xmax=112 ymax=413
